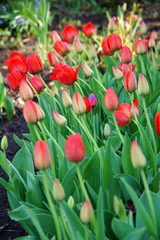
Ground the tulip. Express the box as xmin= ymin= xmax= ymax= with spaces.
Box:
xmin=62 ymin=89 xmax=72 ymax=108
xmin=155 ymin=111 xmax=160 ymax=137
xmin=5 ymin=51 xmax=28 ymax=73
xmin=19 ymin=80 xmax=33 ymax=101
xmin=1 ymin=135 xmax=8 ymax=151
xmin=114 ymin=99 xmax=139 ymax=125
xmin=65 ymin=133 xmax=85 ymax=162
xmin=53 ymin=179 xmax=65 ymax=201
xmin=104 ymin=88 xmax=119 ymax=111
xmin=67 ymin=196 xmax=74 ymax=208
xmin=34 ymin=140 xmax=52 ymax=169
xmin=52 ymin=30 xmax=61 ymax=44
xmin=89 ymin=43 xmax=97 ymax=58
xmin=88 ymin=93 xmax=97 ymax=107
xmin=83 ymin=96 xmax=97 ymax=113
xmin=54 ymin=40 xmax=70 ymax=56
xmin=23 ymin=100 xmax=45 ymax=123
xmin=74 ymin=39 xmax=83 ymax=53
xmin=124 ymin=71 xmax=137 ymax=92
xmin=121 ymin=46 xmax=132 ymax=64
xmin=26 ymin=54 xmax=44 ymax=74
xmin=148 ymin=37 xmax=155 ymax=48
xmin=139 ymin=20 xmax=147 ymax=35
xmin=138 ymin=73 xmax=149 ymax=96
xmin=72 ymin=92 xmax=86 ymax=115
xmin=29 ymin=75 xmax=44 ymax=93
xmin=62 ymin=24 xmax=78 ymax=42
xmin=112 ymin=66 xmax=124 ymax=80
xmin=82 ymin=64 xmax=93 ymax=77
xmin=48 ymin=52 xmax=59 ymax=66
xmin=52 ymin=111 xmax=67 ymax=126
xmin=104 ymin=123 xmax=111 ymax=137
xmin=134 ymin=39 xmax=148 ymax=55
xmin=80 ymin=200 xmax=92 ymax=223
xmin=151 ymin=30 xmax=158 ymax=40
xmin=50 ymin=62 xmax=66 ymax=80
xmin=82 ymin=22 xmax=95 ymax=38
xmin=130 ymin=141 xmax=146 ymax=168
xmin=108 ymin=17 xmax=117 ymax=31
xmin=119 ymin=63 xmax=128 ymax=76
xmin=101 ymin=34 xmax=122 ymax=56
xmin=7 ymin=71 xmax=22 ymax=90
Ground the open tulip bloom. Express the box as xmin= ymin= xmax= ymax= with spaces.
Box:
xmin=2 ymin=3 xmax=160 ymax=240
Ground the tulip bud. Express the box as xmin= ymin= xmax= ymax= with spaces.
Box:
xmin=67 ymin=196 xmax=75 ymax=208
xmin=130 ymin=141 xmax=146 ymax=168
xmin=124 ymin=71 xmax=137 ymax=92
xmin=140 ymin=20 xmax=147 ymax=35
xmin=151 ymin=30 xmax=158 ymax=40
xmin=19 ymin=80 xmax=33 ymax=101
xmin=29 ymin=75 xmax=44 ymax=94
xmin=62 ymin=89 xmax=72 ymax=108
xmin=53 ymin=179 xmax=65 ymax=201
xmin=36 ymin=104 xmax=45 ymax=121
xmin=52 ymin=111 xmax=67 ymax=126
xmin=148 ymin=37 xmax=155 ymax=48
xmin=1 ymin=135 xmax=8 ymax=151
xmin=72 ymin=92 xmax=86 ymax=115
xmin=121 ymin=46 xmax=132 ymax=64
xmin=48 ymin=52 xmax=59 ymax=66
xmin=114 ymin=196 xmax=120 ymax=215
xmin=104 ymin=88 xmax=119 ymax=111
xmin=52 ymin=30 xmax=61 ymax=44
xmin=134 ymin=40 xmax=148 ymax=55
xmin=74 ymin=39 xmax=83 ymax=53
xmin=65 ymin=133 xmax=85 ymax=162
xmin=89 ymin=44 xmax=97 ymax=58
xmin=138 ymin=73 xmax=149 ymax=96
xmin=108 ymin=17 xmax=117 ymax=32
xmin=23 ymin=100 xmax=45 ymax=123
xmin=82 ymin=64 xmax=93 ymax=78
xmin=80 ymin=200 xmax=92 ymax=223
xmin=34 ymin=140 xmax=52 ymax=169
xmin=104 ymin=123 xmax=111 ymax=137
xmin=112 ymin=66 xmax=124 ymax=80
xmin=26 ymin=54 xmax=44 ymax=75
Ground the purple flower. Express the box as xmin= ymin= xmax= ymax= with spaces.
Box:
xmin=34 ymin=14 xmax=38 ymax=19
xmin=88 ymin=93 xmax=97 ymax=107
xmin=34 ymin=0 xmax=41 ymax=10
xmin=0 ymin=19 xmax=3 ymax=24
xmin=2 ymin=6 xmax=6 ymax=12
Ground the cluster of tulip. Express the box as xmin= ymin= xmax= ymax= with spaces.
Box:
xmin=1 ymin=5 xmax=160 ymax=239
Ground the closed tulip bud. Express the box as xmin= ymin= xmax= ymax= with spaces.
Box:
xmin=80 ymin=200 xmax=92 ymax=223
xmin=34 ymin=140 xmax=52 ymax=169
xmin=26 ymin=54 xmax=44 ymax=74
xmin=151 ymin=30 xmax=158 ymax=40
xmin=53 ymin=179 xmax=65 ymax=201
xmin=148 ymin=37 xmax=155 ymax=48
xmin=19 ymin=80 xmax=33 ymax=101
xmin=29 ymin=75 xmax=44 ymax=94
xmin=108 ymin=17 xmax=117 ymax=31
xmin=1 ymin=135 xmax=8 ymax=151
xmin=114 ymin=196 xmax=120 ymax=215
xmin=74 ymin=39 xmax=83 ymax=53
xmin=72 ymin=92 xmax=86 ymax=115
xmin=65 ymin=133 xmax=85 ymax=162
xmin=138 ymin=73 xmax=149 ymax=96
xmin=36 ymin=104 xmax=45 ymax=121
xmin=140 ymin=20 xmax=147 ymax=35
xmin=7 ymin=71 xmax=22 ymax=91
xmin=82 ymin=22 xmax=95 ymax=38
xmin=48 ymin=52 xmax=59 ymax=66
xmin=104 ymin=123 xmax=111 ymax=137
xmin=124 ymin=71 xmax=137 ymax=92
xmin=112 ymin=66 xmax=124 ymax=80
xmin=134 ymin=40 xmax=148 ymax=55
xmin=62 ymin=24 xmax=78 ymax=43
xmin=54 ymin=40 xmax=70 ymax=56
xmin=89 ymin=44 xmax=97 ymax=58
xmin=155 ymin=111 xmax=160 ymax=137
xmin=130 ymin=141 xmax=146 ymax=168
xmin=62 ymin=89 xmax=72 ymax=108
xmin=23 ymin=100 xmax=45 ymax=123
xmin=121 ymin=46 xmax=132 ymax=64
xmin=82 ymin=64 xmax=93 ymax=78
xmin=104 ymin=88 xmax=119 ymax=111
xmin=52 ymin=30 xmax=61 ymax=44
xmin=52 ymin=111 xmax=67 ymax=126
xmin=67 ymin=196 xmax=74 ymax=208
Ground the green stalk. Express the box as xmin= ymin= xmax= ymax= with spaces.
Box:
xmin=151 ymin=49 xmax=156 ymax=91
xmin=78 ymin=77 xmax=92 ymax=91
xmin=75 ymin=82 xmax=84 ymax=96
xmin=111 ymin=112 xmax=124 ymax=144
xmin=130 ymin=93 xmax=139 ymax=123
xmin=32 ymin=124 xmax=41 ymax=140
xmin=93 ymin=76 xmax=106 ymax=92
xmin=139 ymin=55 xmax=146 ymax=75
xmin=93 ymin=60 xmax=102 ymax=83
xmin=67 ymin=53 xmax=76 ymax=65
xmin=42 ymin=170 xmax=62 ymax=240
xmin=59 ymin=203 xmax=71 ymax=239
xmin=4 ymin=151 xmax=15 ymax=188
xmin=92 ymin=35 xmax=101 ymax=47
xmin=85 ymin=224 xmax=89 ymax=240
xmin=26 ymin=78 xmax=40 ymax=102
xmin=66 ymin=125 xmax=75 ymax=135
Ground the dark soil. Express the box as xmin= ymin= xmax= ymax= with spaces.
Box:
xmin=0 ymin=2 xmax=160 ymax=239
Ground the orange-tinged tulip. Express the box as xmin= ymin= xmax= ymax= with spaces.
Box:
xmin=19 ymin=80 xmax=33 ymax=101
xmin=80 ymin=200 xmax=92 ymax=223
xmin=104 ymin=88 xmax=119 ymax=111
xmin=53 ymin=179 xmax=65 ymax=201
xmin=34 ymin=140 xmax=52 ymax=169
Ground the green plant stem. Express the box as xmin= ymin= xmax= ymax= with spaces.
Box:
xmin=66 ymin=125 xmax=75 ymax=134
xmin=83 ymin=48 xmax=92 ymax=64
xmin=41 ymin=121 xmax=64 ymax=157
xmin=78 ymin=77 xmax=92 ymax=91
xmin=85 ymin=224 xmax=89 ymax=240
xmin=26 ymin=78 xmax=40 ymax=102
xmin=92 ymin=35 xmax=101 ymax=47
xmin=44 ymin=91 xmax=65 ymax=116
xmin=130 ymin=93 xmax=139 ymax=123
xmin=139 ymin=55 xmax=146 ymax=75
xmin=111 ymin=112 xmax=124 ymax=144
xmin=42 ymin=170 xmax=62 ymax=240
xmin=59 ymin=203 xmax=71 ymax=239
xmin=4 ymin=151 xmax=15 ymax=188
xmin=38 ymin=122 xmax=56 ymax=179
xmin=67 ymin=54 xmax=76 ymax=65
xmin=151 ymin=49 xmax=156 ymax=91
xmin=93 ymin=60 xmax=102 ymax=83
xmin=93 ymin=76 xmax=106 ymax=92
xmin=75 ymin=82 xmax=84 ymax=96
xmin=142 ymin=97 xmax=157 ymax=156
xmin=32 ymin=124 xmax=41 ymax=140
xmin=140 ymin=169 xmax=157 ymax=237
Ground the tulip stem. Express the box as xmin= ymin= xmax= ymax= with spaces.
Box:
xmin=75 ymin=82 xmax=84 ymax=96
xmin=139 ymin=55 xmax=146 ymax=75
xmin=26 ymin=78 xmax=40 ymax=102
xmin=94 ymin=60 xmax=102 ymax=83
xmin=93 ymin=76 xmax=106 ymax=92
xmin=42 ymin=169 xmax=62 ymax=240
xmin=3 ymin=151 xmax=15 ymax=188
xmin=92 ymin=35 xmax=101 ymax=47
xmin=41 ymin=122 xmax=64 ymax=157
xmin=66 ymin=125 xmax=75 ymax=135
xmin=32 ymin=124 xmax=41 ymax=140
xmin=130 ymin=93 xmax=139 ymax=123
xmin=59 ymin=203 xmax=71 ymax=239
xmin=78 ymin=77 xmax=92 ymax=91
xmin=67 ymin=54 xmax=76 ymax=65
xmin=85 ymin=224 xmax=89 ymax=240
xmin=112 ymin=112 xmax=124 ymax=144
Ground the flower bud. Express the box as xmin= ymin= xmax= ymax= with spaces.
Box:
xmin=138 ymin=73 xmax=149 ymax=96
xmin=134 ymin=40 xmax=148 ymax=55
xmin=52 ymin=30 xmax=61 ymax=44
xmin=124 ymin=71 xmax=137 ymax=92
xmin=72 ymin=92 xmax=86 ymax=115
xmin=74 ymin=39 xmax=83 ymax=53
xmin=121 ymin=46 xmax=132 ymax=64
xmin=148 ymin=37 xmax=155 ymax=48
xmin=23 ymin=100 xmax=45 ymax=123
xmin=19 ymin=80 xmax=33 ymax=101
xmin=104 ymin=123 xmax=111 ymax=137
xmin=62 ymin=89 xmax=72 ymax=108
xmin=29 ymin=75 xmax=44 ymax=94
xmin=151 ymin=30 xmax=158 ymax=40
xmin=112 ymin=66 xmax=124 ymax=80
xmin=130 ymin=141 xmax=146 ymax=168
xmin=80 ymin=200 xmax=92 ymax=223
xmin=26 ymin=54 xmax=44 ymax=75
xmin=48 ymin=52 xmax=59 ymax=66
xmin=140 ymin=20 xmax=147 ymax=35
xmin=65 ymin=133 xmax=85 ymax=162
xmin=52 ymin=111 xmax=67 ymax=126
xmin=53 ymin=179 xmax=65 ymax=201
xmin=34 ymin=140 xmax=52 ymax=169
xmin=67 ymin=196 xmax=74 ymax=208
xmin=1 ymin=135 xmax=8 ymax=151
xmin=89 ymin=44 xmax=97 ymax=58
xmin=108 ymin=17 xmax=117 ymax=31
xmin=82 ymin=64 xmax=93 ymax=78
xmin=104 ymin=88 xmax=119 ymax=111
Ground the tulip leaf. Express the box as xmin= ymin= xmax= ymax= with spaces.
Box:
xmin=0 ymin=149 xmax=7 ymax=172
xmin=96 ymin=187 xmax=105 ymax=240
xmin=123 ymin=228 xmax=147 ymax=240
xmin=112 ymin=218 xmax=135 ymax=239
xmin=3 ymin=96 xmax=14 ymax=120
xmin=62 ymin=164 xmax=77 ymax=199
xmin=0 ymin=177 xmax=16 ymax=193
xmin=150 ymin=168 xmax=160 ymax=193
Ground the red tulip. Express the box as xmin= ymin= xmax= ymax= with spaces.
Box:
xmin=82 ymin=22 xmax=95 ymax=38
xmin=121 ymin=46 xmax=132 ymax=64
xmin=65 ymin=133 xmax=85 ymax=162
xmin=83 ymin=97 xmax=97 ymax=113
xmin=34 ymin=140 xmax=52 ymax=169
xmin=124 ymin=71 xmax=137 ymax=92
xmin=62 ymin=24 xmax=78 ymax=42
xmin=102 ymin=34 xmax=122 ymax=55
xmin=7 ymin=71 xmax=22 ymax=90
xmin=104 ymin=88 xmax=119 ymax=110
xmin=114 ymin=99 xmax=139 ymax=125
xmin=29 ymin=75 xmax=44 ymax=93
xmin=50 ymin=62 xmax=66 ymax=80
xmin=134 ymin=39 xmax=148 ymax=54
xmin=26 ymin=54 xmax=44 ymax=74
xmin=23 ymin=100 xmax=45 ymax=123
xmin=54 ymin=40 xmax=70 ymax=56
xmin=5 ymin=51 xmax=27 ymax=73
xmin=155 ymin=111 xmax=160 ymax=137
xmin=52 ymin=30 xmax=61 ymax=44
xmin=48 ymin=52 xmax=59 ymax=66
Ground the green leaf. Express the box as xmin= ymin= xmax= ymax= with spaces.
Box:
xmin=123 ymin=228 xmax=147 ymax=240
xmin=0 ymin=177 xmax=16 ymax=193
xmin=96 ymin=187 xmax=105 ymax=240
xmin=3 ymin=96 xmax=14 ymax=120
xmin=62 ymin=165 xmax=77 ymax=199
xmin=150 ymin=168 xmax=160 ymax=193
xmin=112 ymin=218 xmax=135 ymax=239
xmin=0 ymin=149 xmax=7 ymax=172
xmin=14 ymin=237 xmax=39 ymax=240
xmin=0 ymin=83 xmax=5 ymax=107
